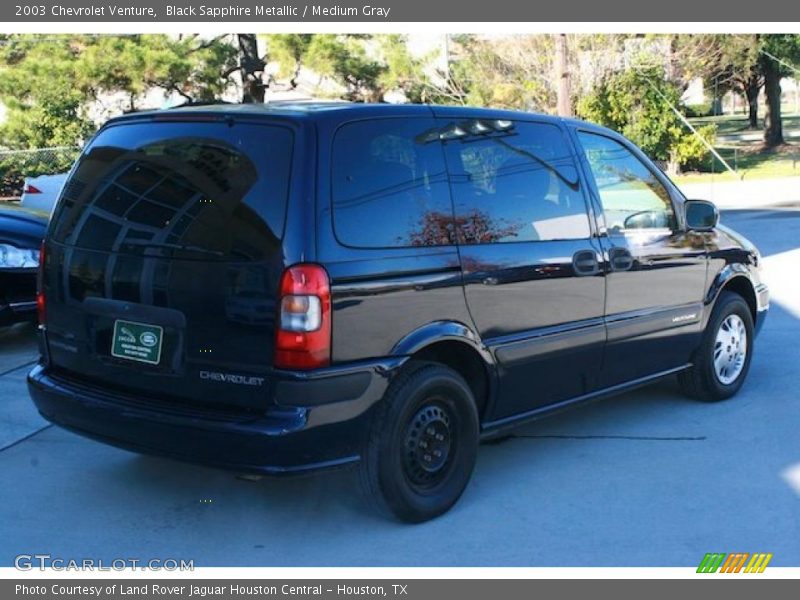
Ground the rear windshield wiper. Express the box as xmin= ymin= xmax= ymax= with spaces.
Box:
xmin=119 ymin=239 xmax=224 ymax=257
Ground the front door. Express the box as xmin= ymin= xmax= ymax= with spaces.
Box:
xmin=575 ymin=130 xmax=709 ymax=387
xmin=439 ymin=117 xmax=607 ymax=422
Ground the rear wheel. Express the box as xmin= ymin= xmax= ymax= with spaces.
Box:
xmin=359 ymin=362 xmax=479 ymax=523
xmin=679 ymin=291 xmax=754 ymax=401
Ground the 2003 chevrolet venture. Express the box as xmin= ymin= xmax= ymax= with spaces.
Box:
xmin=28 ymin=102 xmax=768 ymax=522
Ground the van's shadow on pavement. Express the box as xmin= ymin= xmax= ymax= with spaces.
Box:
xmin=91 ymin=367 xmax=740 ymax=528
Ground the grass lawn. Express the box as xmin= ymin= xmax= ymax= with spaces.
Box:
xmin=674 ymin=111 xmax=800 ymax=184
xmin=689 ymin=111 xmax=800 ymax=137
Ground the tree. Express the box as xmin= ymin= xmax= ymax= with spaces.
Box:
xmin=375 ymin=34 xmax=430 ymax=103
xmin=0 ymin=34 xmax=241 ymax=192
xmin=302 ymin=35 xmax=385 ymax=102
xmin=697 ymin=35 xmax=763 ymax=128
xmin=237 ymin=34 xmax=266 ymax=103
xmin=760 ymin=34 xmax=800 ymax=147
xmin=0 ymin=36 xmax=96 ymax=149
xmin=577 ymin=65 xmax=716 ymax=173
xmin=266 ymin=34 xmax=313 ymax=89
xmin=693 ymin=34 xmax=800 ymax=142
xmin=262 ymin=34 xmax=431 ymax=103
xmin=428 ymin=35 xmax=560 ymax=111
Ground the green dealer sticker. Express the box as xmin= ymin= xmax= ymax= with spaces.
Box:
xmin=111 ymin=320 xmax=163 ymax=365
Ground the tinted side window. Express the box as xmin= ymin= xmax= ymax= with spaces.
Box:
xmin=331 ymin=118 xmax=453 ymax=248
xmin=443 ymin=120 xmax=590 ymax=243
xmin=577 ymin=131 xmax=676 ymax=232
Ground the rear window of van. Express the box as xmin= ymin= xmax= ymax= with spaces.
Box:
xmin=50 ymin=120 xmax=293 ymax=261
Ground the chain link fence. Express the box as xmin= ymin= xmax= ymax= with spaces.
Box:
xmin=0 ymin=146 xmax=80 ymax=199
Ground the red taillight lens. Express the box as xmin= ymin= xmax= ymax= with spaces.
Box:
xmin=24 ymin=184 xmax=42 ymax=194
xmin=36 ymin=241 xmax=46 ymax=325
xmin=274 ymin=264 xmax=331 ymax=370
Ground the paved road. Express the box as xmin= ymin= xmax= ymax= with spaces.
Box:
xmin=1 ymin=209 xmax=798 ymax=567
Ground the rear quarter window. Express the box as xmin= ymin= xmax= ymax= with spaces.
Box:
xmin=51 ymin=120 xmax=293 ymax=261
xmin=331 ymin=117 xmax=454 ymax=248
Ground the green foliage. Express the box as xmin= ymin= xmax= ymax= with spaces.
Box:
xmin=576 ymin=65 xmax=715 ymax=171
xmin=303 ymin=34 xmax=385 ymax=101
xmin=761 ymin=34 xmax=800 ymax=78
xmin=577 ymin=66 xmax=678 ymax=161
xmin=0 ymin=34 xmax=241 ymax=193
xmin=0 ymin=34 xmax=241 ymax=149
xmin=441 ymin=36 xmax=556 ymax=111
xmin=376 ymin=34 xmax=430 ymax=103
xmin=265 ymin=34 xmax=313 ymax=84
xmin=0 ymin=36 xmax=96 ymax=149
xmin=262 ymin=34 xmax=430 ymax=103
xmin=684 ymin=102 xmax=714 ymax=118
xmin=137 ymin=34 xmax=239 ymax=103
xmin=673 ymin=124 xmax=717 ymax=171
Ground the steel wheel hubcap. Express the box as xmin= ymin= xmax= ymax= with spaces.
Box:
xmin=713 ymin=314 xmax=747 ymax=385
xmin=403 ymin=403 xmax=453 ymax=486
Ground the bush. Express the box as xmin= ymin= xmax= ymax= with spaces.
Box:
xmin=576 ymin=65 xmax=715 ymax=172
xmin=683 ymin=102 xmax=714 ymax=118
xmin=672 ymin=124 xmax=717 ymax=172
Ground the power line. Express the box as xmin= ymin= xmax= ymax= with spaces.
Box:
xmin=760 ymin=49 xmax=800 ymax=76
xmin=636 ymin=70 xmax=740 ymax=179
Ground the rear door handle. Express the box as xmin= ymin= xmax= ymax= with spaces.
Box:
xmin=572 ymin=250 xmax=599 ymax=276
xmin=609 ymin=247 xmax=634 ymax=271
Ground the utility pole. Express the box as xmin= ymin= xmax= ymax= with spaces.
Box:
xmin=554 ymin=34 xmax=572 ymax=117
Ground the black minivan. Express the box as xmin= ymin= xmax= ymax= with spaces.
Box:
xmin=29 ymin=103 xmax=769 ymax=522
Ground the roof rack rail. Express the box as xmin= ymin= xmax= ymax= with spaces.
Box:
xmin=168 ymin=100 xmax=235 ymax=109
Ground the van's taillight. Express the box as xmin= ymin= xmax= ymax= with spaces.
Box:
xmin=24 ymin=184 xmax=42 ymax=194
xmin=274 ymin=264 xmax=331 ymax=370
xmin=36 ymin=241 xmax=46 ymax=325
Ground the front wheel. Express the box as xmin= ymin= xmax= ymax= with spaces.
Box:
xmin=359 ymin=362 xmax=479 ymax=523
xmin=679 ymin=291 xmax=754 ymax=402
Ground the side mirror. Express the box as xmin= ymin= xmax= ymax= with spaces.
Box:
xmin=684 ymin=199 xmax=718 ymax=232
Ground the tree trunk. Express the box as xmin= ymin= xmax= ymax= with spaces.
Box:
xmin=745 ymin=78 xmax=760 ymax=129
xmin=554 ymin=34 xmax=572 ymax=117
xmin=237 ymin=34 xmax=266 ymax=103
xmin=667 ymin=151 xmax=681 ymax=177
xmin=762 ymin=54 xmax=784 ymax=147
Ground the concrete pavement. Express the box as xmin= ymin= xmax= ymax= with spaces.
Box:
xmin=0 ymin=210 xmax=798 ymax=567
xmin=677 ymin=176 xmax=800 ymax=210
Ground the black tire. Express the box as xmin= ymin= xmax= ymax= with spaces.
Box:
xmin=679 ymin=291 xmax=754 ymax=402
xmin=359 ymin=362 xmax=479 ymax=523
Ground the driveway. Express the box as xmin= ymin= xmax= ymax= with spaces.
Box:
xmin=0 ymin=208 xmax=798 ymax=567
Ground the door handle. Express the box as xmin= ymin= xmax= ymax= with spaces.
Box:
xmin=609 ymin=246 xmax=634 ymax=271
xmin=572 ymin=250 xmax=599 ymax=276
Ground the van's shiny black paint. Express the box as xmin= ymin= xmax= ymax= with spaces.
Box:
xmin=28 ymin=103 xmax=768 ymax=475
xmin=0 ymin=203 xmax=47 ymax=325
xmin=28 ymin=356 xmax=406 ymax=474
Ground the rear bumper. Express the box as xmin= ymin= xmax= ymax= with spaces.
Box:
xmin=27 ymin=358 xmax=404 ymax=475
